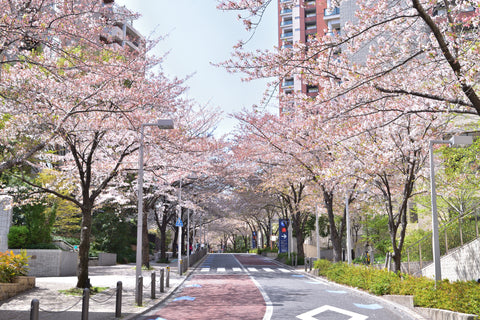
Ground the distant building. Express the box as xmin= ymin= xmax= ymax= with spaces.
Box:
xmin=100 ymin=0 xmax=144 ymax=51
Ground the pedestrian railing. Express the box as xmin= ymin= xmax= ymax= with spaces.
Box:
xmin=404 ymin=211 xmax=480 ymax=275
xmin=29 ymin=267 xmax=171 ymax=320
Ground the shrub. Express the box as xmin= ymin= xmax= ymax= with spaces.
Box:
xmin=0 ymin=250 xmax=29 ymax=283
xmin=313 ymin=261 xmax=480 ymax=315
xmin=8 ymin=226 xmax=29 ymax=248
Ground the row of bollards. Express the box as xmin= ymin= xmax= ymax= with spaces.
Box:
xmin=136 ymin=267 xmax=170 ymax=306
xmin=30 ymin=267 xmax=171 ymax=320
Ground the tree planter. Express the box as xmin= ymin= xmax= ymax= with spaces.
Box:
xmin=0 ymin=276 xmax=36 ymax=301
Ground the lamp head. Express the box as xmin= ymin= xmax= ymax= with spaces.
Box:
xmin=449 ymin=135 xmax=473 ymax=146
xmin=156 ymin=119 xmax=174 ymax=129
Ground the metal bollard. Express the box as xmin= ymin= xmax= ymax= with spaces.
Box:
xmin=115 ymin=281 xmax=122 ymax=318
xmin=309 ymin=258 xmax=313 ymax=271
xmin=295 ymin=254 xmax=298 ymax=267
xmin=179 ymin=259 xmax=183 ymax=276
xmin=305 ymin=257 xmax=308 ymax=272
xmin=30 ymin=299 xmax=39 ymax=320
xmin=82 ymin=288 xmax=90 ymax=320
xmin=166 ymin=266 xmax=170 ymax=287
xmin=151 ymin=272 xmax=156 ymax=299
xmin=160 ymin=268 xmax=165 ymax=293
xmin=136 ymin=276 xmax=143 ymax=306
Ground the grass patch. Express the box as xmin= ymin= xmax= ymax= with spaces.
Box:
xmin=59 ymin=286 xmax=109 ymax=296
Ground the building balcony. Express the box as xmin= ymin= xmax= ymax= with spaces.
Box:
xmin=282 ymin=80 xmax=294 ymax=88
xmin=280 ymin=32 xmax=293 ymax=39
xmin=324 ymin=7 xmax=340 ymax=21
xmin=281 ymin=20 xmax=293 ymax=27
xmin=280 ymin=8 xmax=292 ymax=15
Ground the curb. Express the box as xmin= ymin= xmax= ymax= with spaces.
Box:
xmin=125 ymin=254 xmax=209 ymax=319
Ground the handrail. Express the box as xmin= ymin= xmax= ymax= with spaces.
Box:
xmin=404 ymin=209 xmax=479 ymax=275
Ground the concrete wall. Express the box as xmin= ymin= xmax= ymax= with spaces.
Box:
xmin=0 ymin=196 xmax=13 ymax=252
xmin=422 ymin=238 xmax=480 ymax=281
xmin=12 ymin=249 xmax=78 ymax=277
xmin=89 ymin=252 xmax=117 ymax=266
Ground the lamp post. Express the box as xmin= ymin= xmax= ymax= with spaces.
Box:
xmin=345 ymin=189 xmax=367 ymax=264
xmin=136 ymin=119 xmax=174 ymax=305
xmin=178 ymin=178 xmax=182 ymax=275
xmin=429 ymin=135 xmax=472 ymax=285
xmin=315 ymin=205 xmax=321 ymax=260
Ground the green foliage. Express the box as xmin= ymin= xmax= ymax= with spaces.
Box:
xmin=0 ymin=250 xmax=29 ymax=283
xmin=277 ymin=252 xmax=304 ymax=266
xmin=10 ymin=203 xmax=56 ymax=248
xmin=8 ymin=226 xmax=29 ymax=248
xmin=360 ymin=213 xmax=391 ymax=256
xmin=91 ymin=205 xmax=136 ymax=263
xmin=305 ymin=213 xmax=330 ymax=238
xmin=313 ymin=260 xmax=480 ymax=315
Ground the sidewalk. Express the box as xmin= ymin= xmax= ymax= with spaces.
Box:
xmin=0 ymin=262 xmax=188 ymax=320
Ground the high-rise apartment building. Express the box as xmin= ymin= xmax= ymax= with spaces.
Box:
xmin=101 ymin=0 xmax=144 ymax=51
xmin=277 ymin=0 xmax=341 ymax=112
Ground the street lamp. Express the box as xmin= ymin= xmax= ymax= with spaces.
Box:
xmin=315 ymin=205 xmax=321 ymax=260
xmin=136 ymin=119 xmax=174 ymax=305
xmin=345 ymin=189 xmax=367 ymax=264
xmin=429 ymin=135 xmax=472 ymax=285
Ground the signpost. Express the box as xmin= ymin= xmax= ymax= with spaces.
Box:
xmin=279 ymin=219 xmax=288 ymax=253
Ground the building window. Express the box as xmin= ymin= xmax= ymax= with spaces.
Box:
xmin=306 ymin=85 xmax=319 ymax=93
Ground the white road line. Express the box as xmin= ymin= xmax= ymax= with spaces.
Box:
xmin=217 ymin=267 xmax=226 ymax=272
xmin=248 ymin=267 xmax=258 ymax=272
xmin=201 ymin=268 xmax=210 ymax=272
xmin=279 ymin=268 xmax=291 ymax=273
xmin=232 ymin=267 xmax=242 ymax=272
xmin=263 ymin=268 xmax=274 ymax=272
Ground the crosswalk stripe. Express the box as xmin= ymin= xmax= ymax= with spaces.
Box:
xmin=263 ymin=268 xmax=274 ymax=272
xmin=279 ymin=268 xmax=291 ymax=273
xmin=201 ymin=268 xmax=210 ymax=272
xmin=217 ymin=267 xmax=226 ymax=272
xmin=248 ymin=267 xmax=258 ymax=272
xmin=232 ymin=267 xmax=242 ymax=272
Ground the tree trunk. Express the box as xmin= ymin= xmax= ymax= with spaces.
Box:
xmin=159 ymin=224 xmax=168 ymax=261
xmin=172 ymin=226 xmax=178 ymax=256
xmin=76 ymin=207 xmax=92 ymax=288
xmin=323 ymin=189 xmax=345 ymax=262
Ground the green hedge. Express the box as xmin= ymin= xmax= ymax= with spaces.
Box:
xmin=314 ymin=259 xmax=480 ymax=315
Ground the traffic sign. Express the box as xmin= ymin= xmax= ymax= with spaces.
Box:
xmin=279 ymin=219 xmax=288 ymax=253
xmin=176 ymin=218 xmax=183 ymax=227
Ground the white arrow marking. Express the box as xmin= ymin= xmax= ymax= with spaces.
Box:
xmin=296 ymin=305 xmax=368 ymax=320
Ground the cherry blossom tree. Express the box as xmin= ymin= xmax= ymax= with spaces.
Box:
xmin=0 ymin=0 xmax=144 ymax=173
xmin=218 ymin=0 xmax=480 ymax=118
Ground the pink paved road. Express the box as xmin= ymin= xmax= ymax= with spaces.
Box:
xmin=145 ymin=274 xmax=266 ymax=320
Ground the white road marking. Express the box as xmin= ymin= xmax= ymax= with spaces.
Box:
xmin=296 ymin=305 xmax=368 ymax=320
xmin=279 ymin=268 xmax=291 ymax=273
xmin=248 ymin=267 xmax=259 ymax=272
xmin=201 ymin=268 xmax=210 ymax=272
xmin=263 ymin=268 xmax=274 ymax=272
xmin=217 ymin=267 xmax=226 ymax=272
xmin=232 ymin=267 xmax=242 ymax=272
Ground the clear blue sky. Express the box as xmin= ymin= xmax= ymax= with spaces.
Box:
xmin=115 ymin=0 xmax=278 ymax=136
